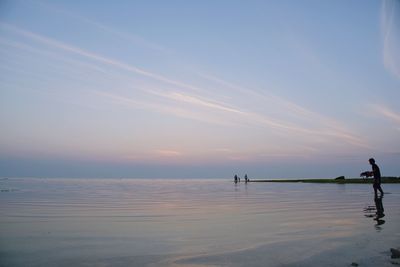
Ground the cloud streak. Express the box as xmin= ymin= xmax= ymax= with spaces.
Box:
xmin=198 ymin=73 xmax=367 ymax=147
xmin=0 ymin=23 xmax=368 ymax=149
xmin=33 ymin=0 xmax=169 ymax=53
xmin=373 ymin=104 xmax=400 ymax=125
xmin=0 ymin=23 xmax=202 ymax=93
xmin=92 ymin=91 xmax=241 ymax=126
xmin=149 ymin=90 xmax=246 ymax=115
xmin=155 ymin=150 xmax=183 ymax=157
xmin=381 ymin=0 xmax=400 ymax=80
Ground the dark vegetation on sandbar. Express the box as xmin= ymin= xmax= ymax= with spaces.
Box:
xmin=251 ymin=177 xmax=400 ymax=184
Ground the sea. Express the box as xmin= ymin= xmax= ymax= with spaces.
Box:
xmin=0 ymin=178 xmax=399 ymax=267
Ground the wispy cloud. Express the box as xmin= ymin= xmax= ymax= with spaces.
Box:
xmin=92 ymin=91 xmax=240 ymax=126
xmin=0 ymin=24 xmax=339 ymax=137
xmin=381 ymin=0 xmax=400 ymax=80
xmin=198 ymin=73 xmax=367 ymax=147
xmin=155 ymin=150 xmax=183 ymax=157
xmin=95 ymin=87 xmax=335 ymax=142
xmin=148 ymin=90 xmax=245 ymax=115
xmin=212 ymin=148 xmax=233 ymax=153
xmin=198 ymin=73 xmax=337 ymax=126
xmin=133 ymin=87 xmax=366 ymax=147
xmin=33 ymin=0 xmax=169 ymax=53
xmin=373 ymin=104 xmax=400 ymax=124
xmin=0 ymin=23 xmax=202 ymax=93
xmin=0 ymin=23 xmax=368 ymax=149
xmin=0 ymin=37 xmax=110 ymax=77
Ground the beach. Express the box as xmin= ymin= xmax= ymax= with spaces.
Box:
xmin=1 ymin=178 xmax=399 ymax=267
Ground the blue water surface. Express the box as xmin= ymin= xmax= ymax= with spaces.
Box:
xmin=0 ymin=178 xmax=399 ymax=266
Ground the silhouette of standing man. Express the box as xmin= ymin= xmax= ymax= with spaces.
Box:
xmin=368 ymin=158 xmax=384 ymax=197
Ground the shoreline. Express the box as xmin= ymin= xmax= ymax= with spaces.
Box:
xmin=250 ymin=177 xmax=400 ymax=184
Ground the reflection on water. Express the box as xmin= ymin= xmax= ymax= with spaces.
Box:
xmin=0 ymin=178 xmax=399 ymax=267
xmin=364 ymin=196 xmax=386 ymax=230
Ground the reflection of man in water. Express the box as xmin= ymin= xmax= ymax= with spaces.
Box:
xmin=374 ymin=196 xmax=385 ymax=228
xmin=368 ymin=158 xmax=384 ymax=197
xmin=364 ymin=195 xmax=385 ymax=229
xmin=374 ymin=196 xmax=385 ymax=219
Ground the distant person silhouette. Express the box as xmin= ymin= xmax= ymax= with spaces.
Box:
xmin=368 ymin=158 xmax=384 ymax=197
xmin=244 ymin=174 xmax=249 ymax=183
xmin=234 ymin=174 xmax=238 ymax=184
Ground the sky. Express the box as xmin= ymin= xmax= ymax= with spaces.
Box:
xmin=0 ymin=0 xmax=399 ymax=179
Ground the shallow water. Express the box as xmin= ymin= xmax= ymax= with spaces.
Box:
xmin=0 ymin=178 xmax=399 ymax=266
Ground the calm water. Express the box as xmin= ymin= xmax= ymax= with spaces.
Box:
xmin=0 ymin=178 xmax=399 ymax=267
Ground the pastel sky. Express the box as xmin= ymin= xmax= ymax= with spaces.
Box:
xmin=0 ymin=0 xmax=399 ymax=178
